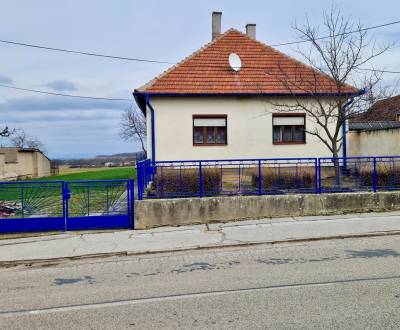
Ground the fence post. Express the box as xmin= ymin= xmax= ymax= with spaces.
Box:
xmin=128 ymin=179 xmax=135 ymax=229
xmin=62 ymin=181 xmax=69 ymax=231
xmin=258 ymin=159 xmax=262 ymax=195
xmin=373 ymin=157 xmax=377 ymax=193
xmin=87 ymin=185 xmax=90 ymax=216
xmin=314 ymin=159 xmax=319 ymax=194
xmin=137 ymin=162 xmax=143 ymax=200
xmin=20 ymin=185 xmax=24 ymax=218
xmin=61 ymin=181 xmax=66 ymax=230
xmin=238 ymin=165 xmax=241 ymax=193
xmin=318 ymin=158 xmax=322 ymax=194
xmin=199 ymin=161 xmax=203 ymax=198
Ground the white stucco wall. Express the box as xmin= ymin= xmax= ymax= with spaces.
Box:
xmin=147 ymin=97 xmax=340 ymax=161
xmin=348 ymin=129 xmax=400 ymax=157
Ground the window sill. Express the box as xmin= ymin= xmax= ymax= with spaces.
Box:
xmin=273 ymin=141 xmax=306 ymax=145
xmin=193 ymin=143 xmax=228 ymax=146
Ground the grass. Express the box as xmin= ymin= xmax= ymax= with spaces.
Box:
xmin=33 ymin=167 xmax=137 ymax=182
xmin=1 ymin=167 xmax=136 ymax=219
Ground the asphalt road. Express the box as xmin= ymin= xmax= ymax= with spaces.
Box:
xmin=1 ymin=235 xmax=400 ymax=329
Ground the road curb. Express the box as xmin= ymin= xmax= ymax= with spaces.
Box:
xmin=1 ymin=230 xmax=400 ymax=268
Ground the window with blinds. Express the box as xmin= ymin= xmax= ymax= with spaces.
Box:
xmin=193 ymin=116 xmax=227 ymax=145
xmin=272 ymin=114 xmax=306 ymax=144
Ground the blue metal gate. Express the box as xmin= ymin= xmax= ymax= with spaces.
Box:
xmin=0 ymin=179 xmax=134 ymax=234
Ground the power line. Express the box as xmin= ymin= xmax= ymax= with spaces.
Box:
xmin=358 ymin=68 xmax=400 ymax=74
xmin=0 ymin=39 xmax=174 ymax=64
xmin=0 ymin=83 xmax=133 ymax=102
xmin=0 ymin=18 xmax=398 ymax=100
xmin=269 ymin=19 xmax=400 ymax=47
xmin=0 ymin=19 xmax=399 ymax=64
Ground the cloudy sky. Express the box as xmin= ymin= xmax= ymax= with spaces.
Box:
xmin=0 ymin=0 xmax=399 ymax=158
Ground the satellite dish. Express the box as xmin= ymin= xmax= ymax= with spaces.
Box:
xmin=228 ymin=53 xmax=242 ymax=72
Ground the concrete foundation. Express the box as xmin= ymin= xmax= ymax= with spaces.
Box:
xmin=134 ymin=192 xmax=400 ymax=229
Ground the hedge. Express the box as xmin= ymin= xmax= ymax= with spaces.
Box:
xmin=251 ymin=166 xmax=315 ymax=191
xmin=153 ymin=167 xmax=221 ymax=197
xmin=359 ymin=165 xmax=400 ymax=187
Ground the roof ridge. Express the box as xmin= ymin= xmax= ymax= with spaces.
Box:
xmin=136 ymin=29 xmax=239 ymax=92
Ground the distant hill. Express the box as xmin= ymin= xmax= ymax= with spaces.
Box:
xmin=53 ymin=151 xmax=146 ymax=167
xmin=95 ymin=152 xmax=139 ymax=159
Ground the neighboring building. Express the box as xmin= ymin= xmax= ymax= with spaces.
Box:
xmin=134 ymin=12 xmax=359 ymax=162
xmin=352 ymin=95 xmax=400 ymax=123
xmin=104 ymin=162 xmax=115 ymax=167
xmin=348 ymin=95 xmax=400 ymax=156
xmin=0 ymin=148 xmax=50 ymax=181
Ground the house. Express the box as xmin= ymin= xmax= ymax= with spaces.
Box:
xmin=133 ymin=12 xmax=360 ymax=162
xmin=352 ymin=95 xmax=400 ymax=123
xmin=348 ymin=95 xmax=400 ymax=156
xmin=104 ymin=162 xmax=115 ymax=167
xmin=0 ymin=147 xmax=51 ymax=181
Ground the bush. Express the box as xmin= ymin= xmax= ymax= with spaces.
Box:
xmin=251 ymin=167 xmax=315 ymax=191
xmin=154 ymin=167 xmax=221 ymax=197
xmin=359 ymin=165 xmax=400 ymax=187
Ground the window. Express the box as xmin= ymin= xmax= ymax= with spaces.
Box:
xmin=193 ymin=116 xmax=227 ymax=145
xmin=397 ymin=113 xmax=400 ymax=122
xmin=273 ymin=114 xmax=306 ymax=144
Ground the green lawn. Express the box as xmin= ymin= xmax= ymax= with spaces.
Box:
xmin=34 ymin=167 xmax=137 ymax=182
xmin=1 ymin=167 xmax=137 ymax=218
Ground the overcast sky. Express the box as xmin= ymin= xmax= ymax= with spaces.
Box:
xmin=0 ymin=0 xmax=399 ymax=158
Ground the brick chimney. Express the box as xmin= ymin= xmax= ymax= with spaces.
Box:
xmin=212 ymin=12 xmax=222 ymax=40
xmin=246 ymin=23 xmax=256 ymax=39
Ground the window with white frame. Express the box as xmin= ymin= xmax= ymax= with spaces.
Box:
xmin=272 ymin=114 xmax=306 ymax=144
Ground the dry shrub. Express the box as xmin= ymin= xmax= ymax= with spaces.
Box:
xmin=154 ymin=167 xmax=221 ymax=197
xmin=251 ymin=166 xmax=315 ymax=191
xmin=359 ymin=164 xmax=400 ymax=187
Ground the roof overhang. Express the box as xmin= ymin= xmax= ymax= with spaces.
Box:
xmin=133 ymin=90 xmax=364 ymax=113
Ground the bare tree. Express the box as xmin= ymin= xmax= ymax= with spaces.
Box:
xmin=269 ymin=7 xmax=392 ymax=158
xmin=26 ymin=137 xmax=45 ymax=150
xmin=120 ymin=105 xmax=147 ymax=154
xmin=349 ymin=71 xmax=399 ymax=118
xmin=8 ymin=129 xmax=28 ymax=148
xmin=8 ymin=128 xmax=45 ymax=152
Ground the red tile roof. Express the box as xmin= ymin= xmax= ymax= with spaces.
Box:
xmin=353 ymin=95 xmax=400 ymax=122
xmin=136 ymin=29 xmax=358 ymax=95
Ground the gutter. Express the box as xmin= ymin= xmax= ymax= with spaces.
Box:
xmin=145 ymin=94 xmax=156 ymax=162
xmin=132 ymin=90 xmax=156 ymax=162
xmin=342 ymin=88 xmax=366 ymax=159
xmin=341 ymin=97 xmax=355 ymax=159
xmin=133 ymin=90 xmax=364 ymax=113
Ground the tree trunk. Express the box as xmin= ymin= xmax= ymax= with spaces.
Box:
xmin=332 ymin=144 xmax=341 ymax=186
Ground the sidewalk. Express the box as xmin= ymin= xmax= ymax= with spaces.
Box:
xmin=1 ymin=211 xmax=400 ymax=265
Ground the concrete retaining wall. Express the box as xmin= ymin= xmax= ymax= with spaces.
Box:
xmin=134 ymin=192 xmax=400 ymax=229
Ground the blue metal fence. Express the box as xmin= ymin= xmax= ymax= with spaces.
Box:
xmin=319 ymin=156 xmax=400 ymax=193
xmin=0 ymin=179 xmax=135 ymax=233
xmin=137 ymin=156 xmax=400 ymax=199
xmin=137 ymin=158 xmax=318 ymax=199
